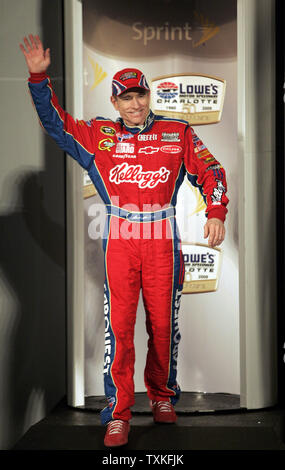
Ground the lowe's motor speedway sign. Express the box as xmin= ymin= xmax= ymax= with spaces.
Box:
xmin=182 ymin=243 xmax=223 ymax=294
xmin=151 ymin=74 xmax=226 ymax=125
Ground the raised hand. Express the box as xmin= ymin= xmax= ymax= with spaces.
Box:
xmin=19 ymin=34 xmax=50 ymax=73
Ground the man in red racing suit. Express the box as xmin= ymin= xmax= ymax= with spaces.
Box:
xmin=20 ymin=35 xmax=228 ymax=447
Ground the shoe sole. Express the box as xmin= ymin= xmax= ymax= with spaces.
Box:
xmin=104 ymin=440 xmax=128 ymax=447
xmin=153 ymin=418 xmax=177 ymax=424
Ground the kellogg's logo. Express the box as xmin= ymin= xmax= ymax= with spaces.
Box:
xmin=109 ymin=163 xmax=170 ymax=188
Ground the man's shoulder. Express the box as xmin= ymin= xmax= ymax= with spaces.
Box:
xmin=145 ymin=114 xmax=190 ymax=143
xmin=152 ymin=114 xmax=189 ymax=138
xmin=153 ymin=114 xmax=189 ymax=127
xmin=90 ymin=116 xmax=122 ymax=131
xmin=94 ymin=116 xmax=116 ymax=124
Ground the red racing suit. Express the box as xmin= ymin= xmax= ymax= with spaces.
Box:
xmin=28 ymin=73 xmax=229 ymax=424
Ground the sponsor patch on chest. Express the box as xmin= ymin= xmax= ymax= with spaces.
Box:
xmin=109 ymin=163 xmax=171 ymax=188
xmin=116 ymin=132 xmax=134 ymax=142
xmin=161 ymin=144 xmax=182 ymax=154
xmin=138 ymin=146 xmax=159 ymax=155
xmin=98 ymin=138 xmax=115 ymax=151
xmin=161 ymin=132 xmax=181 ymax=142
xmin=100 ymin=126 xmax=116 ymax=136
xmin=115 ymin=142 xmax=135 ymax=153
xmin=138 ymin=134 xmax=158 ymax=141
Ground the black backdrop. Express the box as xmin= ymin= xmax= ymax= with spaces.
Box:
xmin=276 ymin=0 xmax=285 ymax=407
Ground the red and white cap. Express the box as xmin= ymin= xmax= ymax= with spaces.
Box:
xmin=112 ymin=68 xmax=150 ymax=96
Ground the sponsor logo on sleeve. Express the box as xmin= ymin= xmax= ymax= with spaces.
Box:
xmin=211 ymin=179 xmax=226 ymax=205
xmin=197 ymin=149 xmax=210 ymax=158
xmin=194 ymin=144 xmax=206 ymax=153
xmin=204 ymin=156 xmax=216 ymax=163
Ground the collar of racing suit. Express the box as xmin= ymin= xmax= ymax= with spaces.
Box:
xmin=116 ymin=110 xmax=155 ymax=135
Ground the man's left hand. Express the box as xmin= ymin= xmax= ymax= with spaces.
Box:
xmin=204 ymin=218 xmax=225 ymax=248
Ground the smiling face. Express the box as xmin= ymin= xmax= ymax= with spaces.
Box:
xmin=110 ymin=89 xmax=151 ymax=127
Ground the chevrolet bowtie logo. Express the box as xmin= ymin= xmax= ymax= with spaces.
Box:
xmin=138 ymin=146 xmax=160 ymax=155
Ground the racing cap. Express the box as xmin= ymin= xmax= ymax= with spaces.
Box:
xmin=112 ymin=68 xmax=150 ymax=96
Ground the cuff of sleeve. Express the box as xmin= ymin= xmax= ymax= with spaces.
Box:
xmin=207 ymin=207 xmax=227 ymax=222
xmin=28 ymin=72 xmax=49 ymax=83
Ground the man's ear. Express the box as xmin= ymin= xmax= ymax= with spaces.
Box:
xmin=110 ymin=95 xmax=118 ymax=110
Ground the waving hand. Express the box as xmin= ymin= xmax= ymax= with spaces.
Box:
xmin=19 ymin=34 xmax=50 ymax=73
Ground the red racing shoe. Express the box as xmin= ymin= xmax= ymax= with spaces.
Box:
xmin=151 ymin=399 xmax=177 ymax=423
xmin=104 ymin=420 xmax=130 ymax=447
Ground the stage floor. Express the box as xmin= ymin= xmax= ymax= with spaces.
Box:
xmin=12 ymin=393 xmax=285 ymax=452
xmin=80 ymin=391 xmax=241 ymax=414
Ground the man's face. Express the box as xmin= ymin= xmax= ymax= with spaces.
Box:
xmin=111 ymin=89 xmax=151 ymax=127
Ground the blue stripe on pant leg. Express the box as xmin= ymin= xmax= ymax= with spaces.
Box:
xmin=167 ymin=217 xmax=185 ymax=405
xmin=100 ymin=215 xmax=118 ymax=425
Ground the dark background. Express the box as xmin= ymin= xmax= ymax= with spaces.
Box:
xmin=276 ymin=0 xmax=285 ymax=407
